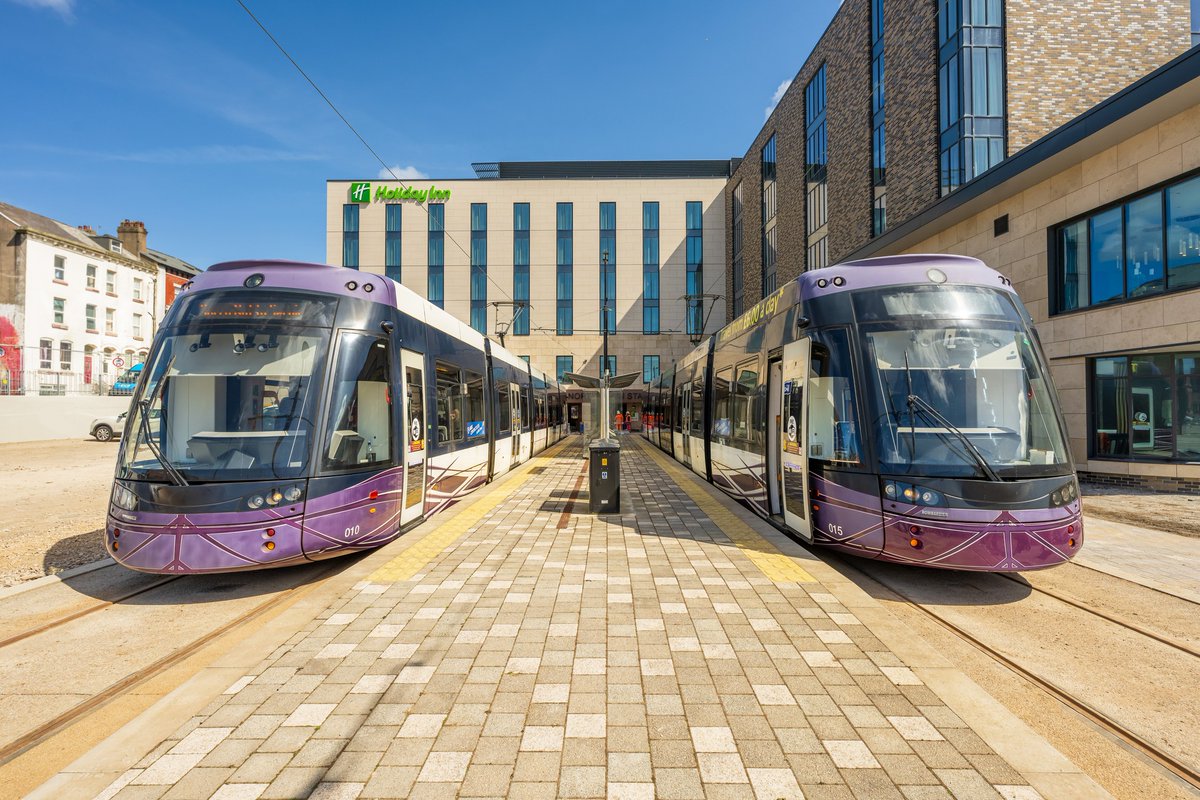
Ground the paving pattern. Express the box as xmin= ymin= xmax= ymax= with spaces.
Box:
xmin=92 ymin=436 xmax=1044 ymax=799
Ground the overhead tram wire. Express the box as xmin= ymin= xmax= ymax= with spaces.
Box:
xmin=233 ymin=0 xmax=559 ymax=349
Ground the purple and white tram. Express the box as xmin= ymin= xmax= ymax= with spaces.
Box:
xmin=644 ymin=254 xmax=1082 ymax=571
xmin=105 ymin=260 xmax=567 ymax=574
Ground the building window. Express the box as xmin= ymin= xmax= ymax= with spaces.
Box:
xmin=85 ymin=304 xmax=96 ymax=331
xmin=59 ymin=341 xmax=72 ymax=371
xmin=643 ymin=202 xmax=660 ymax=334
xmin=53 ymin=297 xmax=65 ymax=325
xmin=54 ymin=255 xmax=65 ymax=281
xmin=556 ymin=202 xmax=573 ymax=335
xmin=600 ymin=355 xmax=616 ymax=377
xmin=556 ymin=355 xmax=573 ymax=383
xmin=519 ymin=355 xmax=530 ymax=365
xmin=600 ymin=202 xmax=616 ymax=334
xmin=427 ymin=204 xmax=445 ymax=308
xmin=133 ymin=277 xmax=143 ymax=301
xmin=1052 ymin=173 xmax=1200 ymax=314
xmin=86 ymin=264 xmax=97 ymax=290
xmin=1091 ymin=353 xmax=1200 ymax=462
xmin=686 ymin=201 xmax=704 ymax=336
xmin=938 ymin=0 xmax=1005 ymax=196
xmin=805 ymin=66 xmax=829 ymax=268
xmin=643 ymin=355 xmax=660 ymax=384
xmin=106 ymin=269 xmax=116 ymax=294
xmin=342 ymin=204 xmax=359 ymax=269
xmin=762 ymin=134 xmax=778 ymax=294
xmin=133 ymin=314 xmax=143 ymax=339
xmin=385 ymin=203 xmax=402 ymax=282
xmin=39 ymin=339 xmax=52 ymax=370
xmin=732 ymin=183 xmax=744 ymax=317
xmin=513 ymin=203 xmax=530 ymax=336
xmin=470 ymin=203 xmax=488 ymax=334
xmin=871 ymin=0 xmax=887 ymax=236
xmin=105 ymin=308 xmax=115 ymax=335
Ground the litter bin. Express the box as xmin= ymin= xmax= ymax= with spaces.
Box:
xmin=588 ymin=438 xmax=621 ymax=514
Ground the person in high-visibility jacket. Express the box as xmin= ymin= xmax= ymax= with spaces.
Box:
xmin=614 ymin=410 xmax=624 ymax=435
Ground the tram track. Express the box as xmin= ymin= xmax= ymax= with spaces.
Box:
xmin=0 ymin=560 xmax=345 ymax=768
xmin=825 ymin=552 xmax=1200 ymax=795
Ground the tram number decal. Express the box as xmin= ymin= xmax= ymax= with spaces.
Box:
xmin=826 ymin=523 xmax=844 ymax=537
xmin=344 ymin=524 xmax=361 ymax=539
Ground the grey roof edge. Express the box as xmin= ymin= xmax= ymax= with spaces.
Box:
xmin=847 ymin=45 xmax=1200 ymax=261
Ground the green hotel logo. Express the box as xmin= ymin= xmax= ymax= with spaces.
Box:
xmin=348 ymin=182 xmax=450 ymax=204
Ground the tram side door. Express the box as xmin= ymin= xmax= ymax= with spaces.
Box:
xmin=679 ymin=382 xmax=692 ymax=468
xmin=510 ymin=386 xmax=522 ymax=462
xmin=780 ymin=338 xmax=812 ymax=542
xmin=400 ymin=350 xmax=426 ymax=528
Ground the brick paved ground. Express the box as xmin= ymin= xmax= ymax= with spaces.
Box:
xmin=92 ymin=436 xmax=1045 ymax=800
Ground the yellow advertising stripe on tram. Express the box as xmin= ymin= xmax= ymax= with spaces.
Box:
xmin=641 ymin=442 xmax=816 ymax=584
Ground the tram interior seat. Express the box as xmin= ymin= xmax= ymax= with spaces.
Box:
xmin=327 ymin=430 xmax=366 ymax=466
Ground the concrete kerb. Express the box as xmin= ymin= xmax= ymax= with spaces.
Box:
xmin=0 ymin=557 xmax=116 ymax=600
xmin=631 ymin=436 xmax=1112 ymax=800
xmin=24 ymin=436 xmax=579 ymax=800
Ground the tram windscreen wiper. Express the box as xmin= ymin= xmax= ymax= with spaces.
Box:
xmin=138 ymin=362 xmax=189 ymax=487
xmin=902 ymin=351 xmax=1001 ymax=483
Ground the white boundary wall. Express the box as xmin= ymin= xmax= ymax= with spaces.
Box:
xmin=0 ymin=396 xmax=133 ymax=443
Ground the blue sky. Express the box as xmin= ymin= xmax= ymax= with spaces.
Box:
xmin=1 ymin=0 xmax=839 ymax=267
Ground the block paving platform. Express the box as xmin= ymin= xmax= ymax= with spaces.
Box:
xmin=70 ymin=435 xmax=1101 ymax=800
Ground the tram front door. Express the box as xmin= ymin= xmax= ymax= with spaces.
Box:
xmin=400 ymin=350 xmax=426 ymax=527
xmin=779 ymin=338 xmax=812 ymax=543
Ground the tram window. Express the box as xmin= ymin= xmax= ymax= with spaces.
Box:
xmin=690 ymin=381 xmax=705 ymax=435
xmin=497 ymin=381 xmax=511 ymax=433
xmin=673 ymin=385 xmax=685 ymax=433
xmin=713 ymin=368 xmax=733 ymax=444
xmin=808 ymin=330 xmax=861 ymax=464
xmin=465 ymin=371 xmax=486 ymax=439
xmin=435 ymin=362 xmax=464 ymax=443
xmin=519 ymin=387 xmax=529 ymax=429
xmin=733 ymin=361 xmax=759 ymax=447
xmin=323 ymin=334 xmax=393 ymax=471
xmin=535 ymin=393 xmax=547 ymax=430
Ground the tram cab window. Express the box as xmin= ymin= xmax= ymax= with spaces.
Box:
xmin=808 ymin=330 xmax=861 ymax=465
xmin=465 ymin=371 xmax=486 ymax=439
xmin=435 ymin=362 xmax=464 ymax=443
xmin=497 ymin=381 xmax=511 ymax=433
xmin=712 ymin=368 xmax=733 ymax=444
xmin=733 ymin=361 xmax=759 ymax=447
xmin=323 ymin=334 xmax=393 ymax=470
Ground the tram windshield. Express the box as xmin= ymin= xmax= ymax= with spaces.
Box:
xmin=855 ymin=285 xmax=1070 ymax=479
xmin=118 ymin=291 xmax=335 ymax=483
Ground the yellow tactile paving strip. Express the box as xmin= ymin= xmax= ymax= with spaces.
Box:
xmin=370 ymin=442 xmax=572 ymax=583
xmin=637 ymin=438 xmax=818 ymax=584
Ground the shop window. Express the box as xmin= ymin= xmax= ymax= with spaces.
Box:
xmin=1092 ymin=353 xmax=1200 ymax=461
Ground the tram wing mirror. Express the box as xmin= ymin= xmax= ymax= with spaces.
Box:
xmin=796 ymin=315 xmax=811 ymax=331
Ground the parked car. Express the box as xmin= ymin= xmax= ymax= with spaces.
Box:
xmin=90 ymin=412 xmax=127 ymax=442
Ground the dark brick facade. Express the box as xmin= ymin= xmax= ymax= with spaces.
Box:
xmin=1080 ymin=471 xmax=1200 ymax=496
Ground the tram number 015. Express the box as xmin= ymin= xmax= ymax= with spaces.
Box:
xmin=826 ymin=523 xmax=844 ymax=536
xmin=344 ymin=525 xmax=361 ymax=539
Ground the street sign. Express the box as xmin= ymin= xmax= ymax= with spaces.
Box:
xmin=112 ymin=356 xmax=126 ymax=369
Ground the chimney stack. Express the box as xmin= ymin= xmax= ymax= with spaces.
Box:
xmin=77 ymin=224 xmax=96 ymax=235
xmin=117 ymin=219 xmax=147 ymax=258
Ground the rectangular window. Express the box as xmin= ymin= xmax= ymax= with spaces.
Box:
xmin=324 ymin=334 xmax=394 ymax=469
xmin=761 ymin=135 xmax=778 ymax=294
xmin=513 ymin=203 xmax=530 ymax=336
xmin=435 ymin=361 xmax=464 ymax=443
xmin=556 ymin=202 xmax=573 ymax=335
xmin=53 ymin=297 xmax=65 ymax=325
xmin=342 ymin=203 xmax=359 ymax=269
xmin=428 ymin=204 xmax=445 ymax=308
xmin=385 ymin=204 xmax=402 ymax=282
xmin=465 ymin=371 xmax=486 ymax=439
xmin=106 ymin=269 xmax=116 ymax=294
xmin=643 ymin=355 xmax=660 ymax=384
xmin=470 ymin=203 xmax=487 ymax=334
xmin=85 ymin=304 xmax=97 ymax=331
xmin=600 ymin=202 xmax=616 ymax=334
xmin=938 ymin=0 xmax=1005 ymax=195
xmin=805 ymin=66 xmax=829 ymax=268
xmin=643 ymin=201 xmax=660 ymax=334
xmin=54 ymin=255 xmax=65 ymax=281
xmin=1168 ymin=175 xmax=1200 ymax=291
xmin=1090 ymin=353 xmax=1200 ymax=463
xmin=871 ymin=0 xmax=887 ymax=236
xmin=519 ymin=355 xmax=530 ymax=365
xmin=732 ymin=184 xmax=744 ymax=317
xmin=733 ymin=360 xmax=760 ymax=446
xmin=59 ymin=341 xmax=71 ymax=371
xmin=104 ymin=308 xmax=115 ymax=335
xmin=600 ymin=356 xmax=616 ymax=377
xmin=712 ymin=367 xmax=733 ymax=443
xmin=556 ymin=355 xmax=573 ymax=383
xmin=497 ymin=382 xmax=511 ymax=433
xmin=133 ymin=314 xmax=143 ymax=338
xmin=133 ymin=277 xmax=143 ymax=301
xmin=39 ymin=338 xmax=52 ymax=369
xmin=686 ymin=201 xmax=704 ymax=336
xmin=86 ymin=264 xmax=97 ymax=289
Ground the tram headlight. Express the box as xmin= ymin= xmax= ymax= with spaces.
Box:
xmin=246 ymin=494 xmax=265 ymax=509
xmin=111 ymin=483 xmax=138 ymax=511
xmin=1050 ymin=479 xmax=1078 ymax=507
xmin=883 ymin=480 xmax=945 ymax=507
xmin=266 ymin=489 xmax=284 ymax=506
xmin=283 ymin=485 xmax=303 ymax=503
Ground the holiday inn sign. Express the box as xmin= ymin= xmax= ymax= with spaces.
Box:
xmin=349 ymin=182 xmax=451 ymax=203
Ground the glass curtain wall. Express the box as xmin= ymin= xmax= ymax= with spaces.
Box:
xmin=384 ymin=204 xmax=401 ymax=281
xmin=762 ymin=135 xmax=778 ymax=294
xmin=342 ymin=204 xmax=359 ymax=269
xmin=805 ymin=66 xmax=829 ymax=268
xmin=732 ymin=183 xmax=744 ymax=316
xmin=643 ymin=202 xmax=660 ymax=334
xmin=513 ymin=203 xmax=530 ymax=336
xmin=470 ymin=203 xmax=487 ymax=334
xmin=556 ymin=203 xmax=573 ymax=335
xmin=427 ymin=204 xmax=445 ymax=308
xmin=871 ymin=0 xmax=887 ymax=236
xmin=686 ymin=201 xmax=704 ymax=336
xmin=600 ymin=202 xmax=616 ymax=334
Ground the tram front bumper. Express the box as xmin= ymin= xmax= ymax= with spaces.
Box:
xmin=106 ymin=511 xmax=307 ymax=574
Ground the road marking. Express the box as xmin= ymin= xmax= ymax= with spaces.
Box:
xmin=638 ymin=439 xmax=817 ymax=584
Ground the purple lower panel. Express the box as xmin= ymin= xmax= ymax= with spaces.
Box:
xmin=106 ymin=512 xmax=306 ymax=573
xmin=301 ymin=469 xmax=405 ymax=560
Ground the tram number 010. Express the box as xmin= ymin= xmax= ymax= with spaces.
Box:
xmin=826 ymin=523 xmax=843 ymax=536
xmin=344 ymin=525 xmax=361 ymax=539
